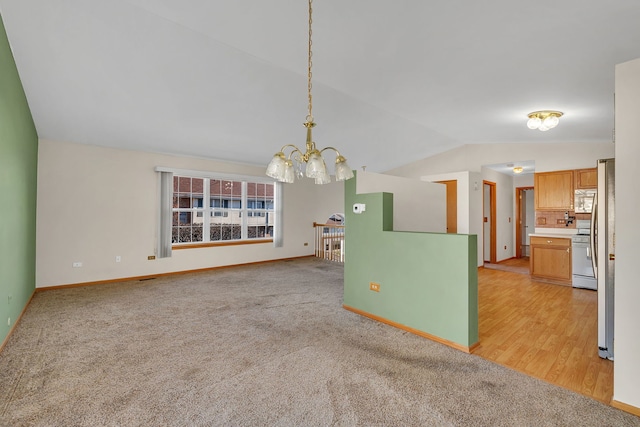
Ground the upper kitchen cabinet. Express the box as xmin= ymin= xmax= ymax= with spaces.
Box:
xmin=575 ymin=168 xmax=597 ymax=189
xmin=535 ymin=170 xmax=574 ymax=210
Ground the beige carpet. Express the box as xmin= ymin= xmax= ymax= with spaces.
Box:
xmin=0 ymin=258 xmax=638 ymax=426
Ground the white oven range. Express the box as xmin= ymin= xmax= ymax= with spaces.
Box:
xmin=572 ymin=220 xmax=596 ymax=290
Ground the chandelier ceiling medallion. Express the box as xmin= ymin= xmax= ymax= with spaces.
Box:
xmin=266 ymin=0 xmax=354 ymax=184
xmin=526 ymin=110 xmax=563 ymax=132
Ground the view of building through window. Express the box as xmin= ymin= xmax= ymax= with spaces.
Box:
xmin=172 ymin=176 xmax=274 ymax=244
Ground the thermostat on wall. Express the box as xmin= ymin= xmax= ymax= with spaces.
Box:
xmin=353 ymin=203 xmax=366 ymax=214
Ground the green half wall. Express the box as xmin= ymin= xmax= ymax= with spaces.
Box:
xmin=343 ymin=174 xmax=478 ymax=351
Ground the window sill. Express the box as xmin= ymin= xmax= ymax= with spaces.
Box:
xmin=172 ymin=239 xmax=273 ymax=250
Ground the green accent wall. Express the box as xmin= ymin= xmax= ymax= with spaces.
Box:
xmin=344 ymin=173 xmax=478 ymax=348
xmin=0 ymin=14 xmax=38 ymax=345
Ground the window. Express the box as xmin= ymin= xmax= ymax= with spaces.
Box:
xmin=246 ymin=182 xmax=276 ymax=239
xmin=173 ymin=177 xmax=205 ymax=243
xmin=171 ymin=175 xmax=275 ymax=245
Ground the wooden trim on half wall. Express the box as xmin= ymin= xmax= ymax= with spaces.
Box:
xmin=611 ymin=400 xmax=640 ymax=417
xmin=343 ymin=304 xmax=479 ymax=354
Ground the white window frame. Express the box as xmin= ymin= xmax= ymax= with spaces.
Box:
xmin=157 ymin=167 xmax=279 ymax=247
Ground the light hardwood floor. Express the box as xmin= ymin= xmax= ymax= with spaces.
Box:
xmin=473 ymin=258 xmax=613 ymax=404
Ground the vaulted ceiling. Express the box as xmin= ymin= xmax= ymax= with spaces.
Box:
xmin=1 ymin=1 xmax=639 ymax=172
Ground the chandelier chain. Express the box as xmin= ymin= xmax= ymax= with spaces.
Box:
xmin=264 ymin=0 xmax=353 ymax=184
xmin=307 ymin=0 xmax=313 ymax=122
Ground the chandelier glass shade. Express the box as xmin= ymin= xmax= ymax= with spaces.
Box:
xmin=527 ymin=110 xmax=563 ymax=132
xmin=265 ymin=0 xmax=354 ymax=185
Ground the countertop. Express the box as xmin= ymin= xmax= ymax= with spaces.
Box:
xmin=529 ymin=234 xmax=573 ymax=239
xmin=529 ymin=232 xmax=575 ymax=239
xmin=529 ymin=228 xmax=578 ymax=239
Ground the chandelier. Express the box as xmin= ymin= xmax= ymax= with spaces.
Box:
xmin=266 ymin=0 xmax=354 ymax=184
xmin=526 ymin=110 xmax=563 ymax=132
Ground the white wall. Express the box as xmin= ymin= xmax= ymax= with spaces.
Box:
xmin=36 ymin=140 xmax=344 ymax=288
xmin=423 ymin=168 xmax=514 ymax=266
xmin=387 ymin=142 xmax=614 ymax=176
xmin=513 ymin=173 xmax=534 ymax=188
xmin=514 ymin=174 xmax=535 ymax=250
xmin=308 ymin=176 xmax=346 ymax=223
xmin=613 ymin=58 xmax=640 ymax=409
xmin=419 ymin=171 xmax=483 ymax=266
xmin=482 ymin=167 xmax=515 ymax=262
xmin=524 ymin=190 xmax=535 ymax=247
xmin=469 ymin=172 xmax=483 ymax=266
xmin=387 ymin=143 xmax=613 ymax=266
xmin=355 ymin=171 xmax=446 ymax=233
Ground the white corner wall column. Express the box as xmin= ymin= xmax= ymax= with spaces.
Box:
xmin=612 ymin=57 xmax=640 ymax=411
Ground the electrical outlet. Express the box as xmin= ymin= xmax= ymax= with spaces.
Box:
xmin=369 ymin=282 xmax=380 ymax=292
xmin=303 ymin=242 xmax=309 ymax=246
xmin=72 ymin=262 xmax=82 ymax=268
xmin=7 ymin=317 xmax=10 ymax=326
xmin=115 ymin=256 xmax=121 ymax=263
xmin=148 ymin=255 xmax=156 ymax=260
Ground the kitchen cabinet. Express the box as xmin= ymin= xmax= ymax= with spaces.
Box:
xmin=575 ymin=168 xmax=597 ymax=189
xmin=530 ymin=236 xmax=572 ymax=285
xmin=534 ymin=170 xmax=574 ymax=210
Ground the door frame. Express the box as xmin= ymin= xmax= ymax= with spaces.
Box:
xmin=483 ymin=181 xmax=497 ymax=264
xmin=436 ymin=180 xmax=457 ymax=233
xmin=515 ymin=186 xmax=534 ymax=258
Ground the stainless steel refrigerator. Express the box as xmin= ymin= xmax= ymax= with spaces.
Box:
xmin=591 ymin=158 xmax=615 ymax=360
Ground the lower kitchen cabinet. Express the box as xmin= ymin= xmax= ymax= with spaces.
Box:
xmin=530 ymin=236 xmax=572 ymax=285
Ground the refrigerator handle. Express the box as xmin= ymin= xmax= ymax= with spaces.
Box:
xmin=591 ymin=192 xmax=598 ymax=279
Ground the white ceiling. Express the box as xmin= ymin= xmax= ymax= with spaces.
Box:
xmin=484 ymin=160 xmax=536 ymax=177
xmin=1 ymin=1 xmax=639 ymax=173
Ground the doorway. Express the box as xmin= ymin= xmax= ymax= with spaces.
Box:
xmin=483 ymin=181 xmax=496 ymax=264
xmin=436 ymin=180 xmax=457 ymax=233
xmin=515 ymin=187 xmax=535 ymax=258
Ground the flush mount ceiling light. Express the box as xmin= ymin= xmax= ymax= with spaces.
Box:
xmin=526 ymin=110 xmax=563 ymax=132
xmin=266 ymin=0 xmax=354 ymax=185
xmin=513 ymin=166 xmax=524 ymax=174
